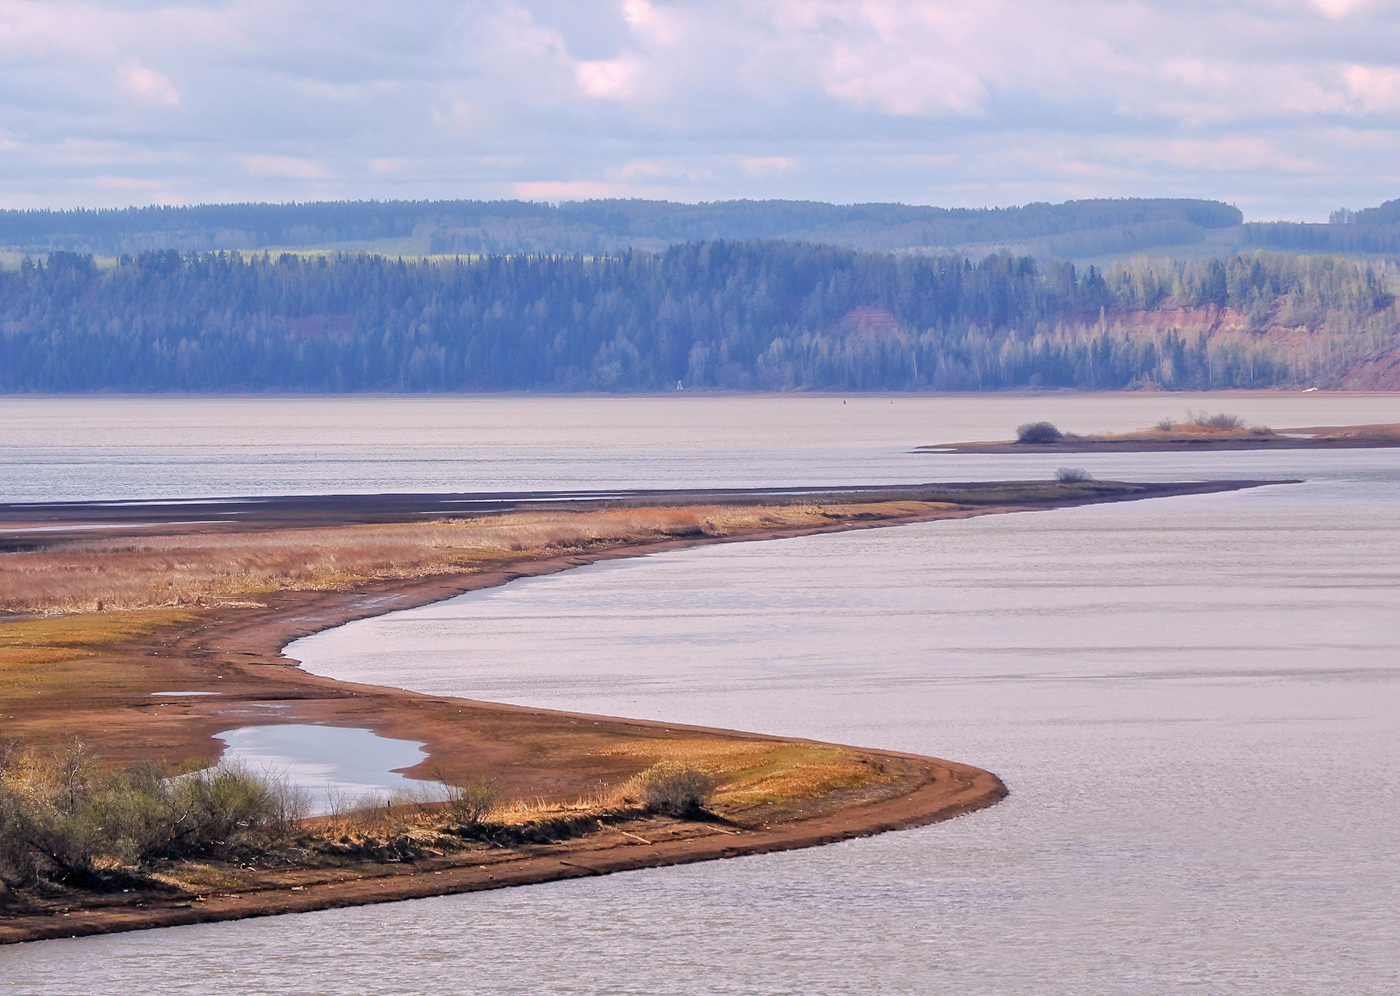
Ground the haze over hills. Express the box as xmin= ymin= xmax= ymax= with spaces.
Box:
xmin=0 ymin=197 xmax=1246 ymax=262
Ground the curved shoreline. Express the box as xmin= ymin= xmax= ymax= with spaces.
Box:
xmin=0 ymin=479 xmax=1273 ymax=944
xmin=0 ymin=751 xmax=1005 ymax=944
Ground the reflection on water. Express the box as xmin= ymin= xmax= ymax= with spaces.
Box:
xmin=216 ymin=725 xmax=434 ymax=814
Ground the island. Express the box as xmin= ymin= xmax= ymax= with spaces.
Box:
xmin=0 ymin=479 xmax=1278 ymax=943
xmin=920 ymin=414 xmax=1400 ymax=453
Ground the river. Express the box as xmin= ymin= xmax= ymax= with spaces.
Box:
xmin=1 ymin=393 xmax=1397 ymax=995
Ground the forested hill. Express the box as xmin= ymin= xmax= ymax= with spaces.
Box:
xmin=2 ymin=242 xmax=1396 ymax=393
xmin=1246 ymin=198 xmax=1400 ymax=256
xmin=0 ymin=197 xmax=1241 ymax=260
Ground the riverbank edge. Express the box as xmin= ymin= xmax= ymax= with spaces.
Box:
xmin=0 ymin=479 xmax=1276 ymax=944
xmin=0 ymin=749 xmax=1004 ymax=944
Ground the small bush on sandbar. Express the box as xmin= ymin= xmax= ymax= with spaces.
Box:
xmin=1055 ymin=467 xmax=1093 ymax=483
xmin=1016 ymin=421 xmax=1063 ymax=444
xmin=1186 ymin=410 xmax=1246 ymax=430
xmin=441 ymin=780 xmax=497 ymax=826
xmin=625 ymin=762 xmax=718 ymax=817
xmin=0 ymin=742 xmax=304 ymax=892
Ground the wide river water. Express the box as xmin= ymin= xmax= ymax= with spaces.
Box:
xmin=1 ymin=393 xmax=1398 ymax=995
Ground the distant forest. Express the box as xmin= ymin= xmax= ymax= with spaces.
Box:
xmin=0 ymin=197 xmax=1242 ymax=260
xmin=1 ymin=242 xmax=1394 ymax=393
xmin=1245 ymin=198 xmax=1400 ymax=256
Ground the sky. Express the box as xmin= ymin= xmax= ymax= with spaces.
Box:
xmin=2 ymin=0 xmax=1399 ymax=220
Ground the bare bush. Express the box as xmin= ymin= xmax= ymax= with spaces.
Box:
xmin=1186 ymin=410 xmax=1246 ymax=430
xmin=1016 ymin=421 xmax=1063 ymax=444
xmin=441 ymin=781 xmax=496 ymax=826
xmin=625 ymin=762 xmax=719 ymax=817
xmin=0 ymin=745 xmax=303 ymax=889
xmin=147 ymin=764 xmax=305 ymax=860
xmin=1055 ymin=467 xmax=1094 ymax=483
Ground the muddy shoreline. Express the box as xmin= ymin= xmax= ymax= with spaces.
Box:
xmin=0 ymin=479 xmax=1276 ymax=944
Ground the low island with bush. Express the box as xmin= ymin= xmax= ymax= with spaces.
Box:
xmin=922 ymin=413 xmax=1400 ymax=453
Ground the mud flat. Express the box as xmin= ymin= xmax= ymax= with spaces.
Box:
xmin=0 ymin=479 xmax=1277 ymax=943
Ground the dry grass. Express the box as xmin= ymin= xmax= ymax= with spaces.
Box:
xmin=0 ymin=610 xmax=197 ymax=655
xmin=486 ymin=790 xmax=623 ymax=827
xmin=593 ymin=737 xmax=891 ymax=808
xmin=433 ymin=736 xmax=892 ymax=825
xmin=0 ymin=731 xmax=896 ymax=903
xmin=1085 ymin=414 xmax=1275 ymax=442
xmin=307 ymin=779 xmax=498 ymax=840
xmin=0 ymin=610 xmax=197 ymax=697
xmin=144 ymin=861 xmax=245 ymax=894
xmin=0 ymin=503 xmax=941 ymax=617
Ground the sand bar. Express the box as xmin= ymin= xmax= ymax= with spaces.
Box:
xmin=0 ymin=479 xmax=1280 ymax=943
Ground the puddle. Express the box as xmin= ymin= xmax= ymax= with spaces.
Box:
xmin=215 ymin=724 xmax=441 ymax=816
xmin=150 ymin=690 xmax=221 ymax=697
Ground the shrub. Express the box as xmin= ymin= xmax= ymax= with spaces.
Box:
xmin=1016 ymin=421 xmax=1063 ymax=444
xmin=441 ymin=780 xmax=496 ymax=826
xmin=0 ymin=743 xmax=303 ymax=889
xmin=146 ymin=764 xmax=304 ymax=860
xmin=625 ymin=762 xmax=718 ymax=817
xmin=1055 ymin=467 xmax=1094 ymax=483
xmin=1186 ymin=410 xmax=1246 ymax=430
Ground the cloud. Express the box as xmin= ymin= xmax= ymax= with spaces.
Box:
xmin=1107 ymin=136 xmax=1319 ymax=173
xmin=577 ymin=57 xmax=641 ymax=99
xmin=116 ymin=59 xmax=179 ymax=106
xmin=242 ymin=155 xmax=326 ymax=180
xmin=0 ymin=0 xmax=1398 ymax=219
xmin=92 ymin=176 xmax=172 ymax=190
xmin=1307 ymin=0 xmax=1373 ymax=16
xmin=513 ymin=179 xmax=632 ymax=199
xmin=1344 ymin=64 xmax=1400 ymax=111
xmin=742 ymin=156 xmax=797 ymax=176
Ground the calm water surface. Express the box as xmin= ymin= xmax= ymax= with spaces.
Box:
xmin=215 ymin=726 xmax=435 ymax=815
xmin=1 ymin=395 xmax=1398 ymax=995
xmin=1 ymin=392 xmax=1397 ymax=500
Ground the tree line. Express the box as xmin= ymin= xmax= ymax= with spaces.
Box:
xmin=1244 ymin=197 xmax=1400 ymax=255
xmin=0 ymin=242 xmax=1392 ymax=393
xmin=0 ymin=197 xmax=1242 ymax=259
